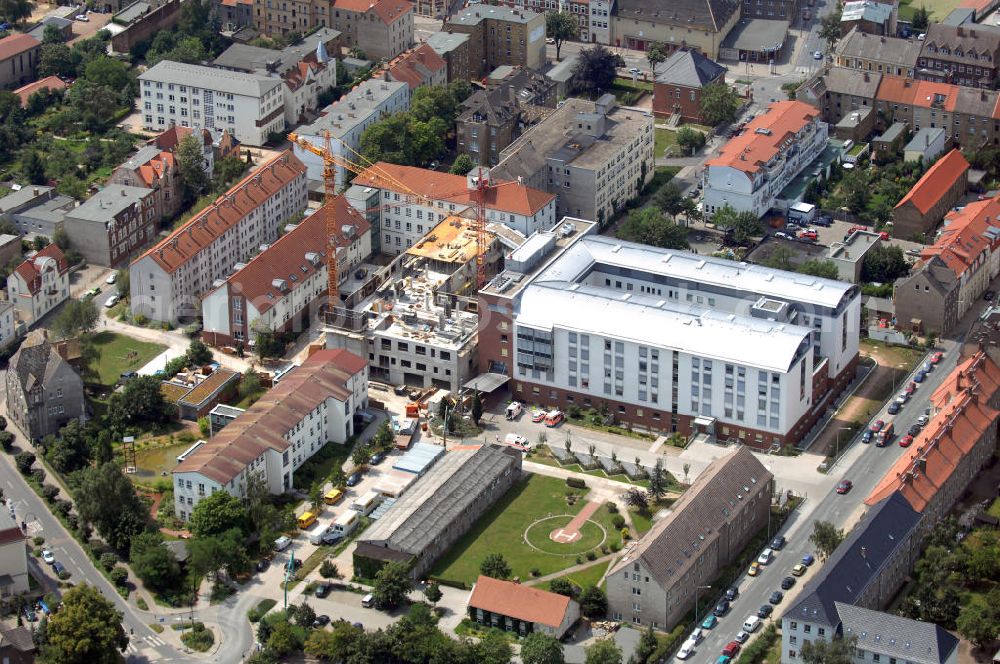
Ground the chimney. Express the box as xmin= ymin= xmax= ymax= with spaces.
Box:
xmin=904 ymin=78 xmax=912 ymax=88
xmin=863 ymin=71 xmax=870 ymax=82
xmin=860 ymin=546 xmax=867 ymax=558
xmin=121 ymin=188 xmax=127 ymax=196
xmin=926 ymin=133 xmax=930 ymax=147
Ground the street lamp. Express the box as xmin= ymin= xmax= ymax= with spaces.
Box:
xmin=693 ymin=585 xmax=712 ymax=628
xmin=835 ymin=426 xmax=851 ymax=461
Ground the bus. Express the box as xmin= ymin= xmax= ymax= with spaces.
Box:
xmin=351 ymin=491 xmax=383 ymax=516
xmin=333 ymin=510 xmax=360 ymax=537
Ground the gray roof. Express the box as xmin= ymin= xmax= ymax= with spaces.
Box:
xmin=360 ymin=445 xmax=520 ymax=556
xmin=140 ymin=60 xmax=282 ymax=98
xmin=448 ymin=5 xmax=540 ymax=25
xmin=17 ymin=195 xmax=75 ymax=224
xmin=837 ymin=603 xmax=958 ymax=664
xmin=654 ymin=49 xmax=726 ymax=88
xmin=609 ymin=447 xmax=773 ymax=586
xmin=614 ymin=0 xmax=739 ymax=32
xmin=942 ymin=7 xmax=975 ymax=25
xmin=0 ymin=185 xmax=54 ymax=214
xmin=120 ymin=145 xmax=163 ymax=172
xmin=458 ymin=87 xmax=518 ymax=126
xmin=876 ymin=121 xmax=907 ymax=143
xmin=298 ymin=79 xmax=409 ymax=140
xmin=114 ymin=0 xmax=151 ymax=24
xmin=213 ymin=29 xmax=339 ymax=74
xmin=66 ymin=184 xmax=153 ymax=223
xmin=905 ymin=127 xmax=946 ymax=154
xmin=819 ymin=66 xmax=883 ymax=99
xmin=27 ymin=15 xmax=72 ymax=38
xmin=546 ymin=53 xmax=579 ymax=83
xmin=922 ymin=22 xmax=1000 ymax=54
xmin=426 ymin=30 xmax=470 ymax=56
xmin=10 ymin=330 xmax=77 ymax=395
xmin=721 ymin=18 xmax=789 ymax=52
xmin=834 ymin=28 xmax=922 ymax=67
xmin=842 ymin=0 xmax=892 ymax=23
xmin=782 ymin=492 xmax=922 ymax=629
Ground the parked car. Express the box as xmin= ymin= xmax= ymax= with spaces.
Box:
xmin=725 ymin=587 xmax=740 ymax=601
xmin=908 ymin=424 xmax=922 ymax=436
xmin=256 ymin=559 xmax=270 ymax=572
xmin=106 ymin=272 xmax=117 ymax=284
xmin=748 ymin=562 xmax=761 ymax=576
xmin=802 ymin=553 xmax=815 ymax=566
xmin=346 ymin=472 xmax=362 ymax=487
xmin=734 ymin=630 xmax=750 ymax=644
xmin=104 ymin=295 xmax=119 ymax=308
xmin=780 ymin=576 xmax=796 ymax=590
xmin=677 ymin=641 xmax=696 ymax=659
xmin=861 ymin=430 xmax=873 ymax=444
xmin=531 ymin=409 xmax=546 ymax=423
xmin=768 ymin=590 xmax=784 ymax=605
xmin=701 ymin=615 xmax=718 ymax=629
xmin=716 ymin=657 xmax=732 ymax=664
xmin=41 ymin=550 xmax=54 ymax=565
xmin=722 ymin=642 xmax=742 ymax=658
xmin=315 ymin=584 xmax=331 ymax=598
xmin=543 ymin=409 xmax=565 ymax=427
xmin=713 ymin=600 xmax=730 ymax=617
xmin=52 ymin=561 xmax=67 ymax=577
xmin=986 ymin=290 xmax=996 ymax=301
xmin=931 ymin=352 xmax=943 ymax=364
xmin=871 ymin=419 xmax=885 ymax=432
xmin=504 ymin=433 xmax=530 ymax=451
xmin=899 ymin=434 xmax=914 ymax=448
xmin=757 ymin=605 xmax=774 ymax=618
xmin=770 ymin=535 xmax=786 ymax=550
xmin=274 ymin=536 xmax=292 ymax=551
xmin=743 ymin=616 xmax=762 ymax=632
xmin=887 ymin=401 xmax=901 ymax=415
xmin=799 ymin=229 xmax=818 ymax=241
xmin=791 ymin=563 xmax=807 ymax=576
xmin=923 ymin=361 xmax=933 ymax=373
xmin=914 ymin=370 xmax=927 ymax=383
xmin=757 ymin=548 xmax=774 ymax=565
xmin=775 ymin=231 xmax=792 ymax=240
xmin=836 ymin=479 xmax=854 ymax=494
xmin=688 ymin=628 xmax=705 ymax=644
xmin=505 ymin=402 xmax=523 ymax=420
xmin=813 ymin=50 xmax=823 ymax=59
xmin=917 ymin=414 xmax=929 ymax=426
xmin=75 ymin=13 xmax=89 ymax=20
xmin=313 ymin=615 xmax=331 ymax=627
xmin=369 ymin=452 xmax=386 ymax=465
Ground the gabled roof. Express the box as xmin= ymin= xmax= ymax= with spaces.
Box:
xmin=919 ymin=192 xmax=1000 ymax=277
xmin=468 ymin=575 xmax=575 ymax=628
xmin=14 ymin=76 xmax=67 ymax=105
xmin=894 ymin=149 xmax=969 ymax=215
xmin=705 ymin=101 xmax=819 ymax=175
xmin=782 ymin=492 xmax=921 ymax=629
xmin=841 ymin=0 xmax=892 ymax=23
xmin=837 ymin=603 xmax=959 ymax=664
xmin=654 ymin=49 xmax=726 ymax=88
xmin=866 ymin=352 xmax=1000 ymax=512
xmin=0 ymin=34 xmax=39 ymax=61
xmin=352 ymin=162 xmax=555 ymax=216
xmin=9 ymin=330 xmax=77 ymax=400
xmin=332 ymin=0 xmax=412 ymax=24
xmin=133 ymin=151 xmax=306 ymax=274
xmin=458 ymin=87 xmax=518 ymax=126
xmin=173 ymin=349 xmax=366 ymax=485
xmin=12 ymin=245 xmax=68 ymax=295
xmin=388 ymin=43 xmax=446 ymax=90
xmin=834 ymin=28 xmax=922 ymax=67
xmin=875 ymin=76 xmax=958 ymax=112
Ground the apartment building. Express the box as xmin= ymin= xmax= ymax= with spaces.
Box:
xmin=292 ymin=79 xmax=410 ymax=189
xmin=607 ymin=448 xmax=773 ymax=630
xmin=110 ymin=146 xmax=182 ymax=222
xmin=495 ymin=0 xmax=591 ymax=40
xmin=892 ymin=148 xmax=969 ymax=239
xmin=833 ymin=28 xmax=921 ymax=78
xmin=4 ymin=329 xmax=85 ymax=441
xmin=138 ymin=60 xmax=286 ymax=146
xmin=0 ymin=511 xmax=28 ymax=597
xmin=387 ymin=43 xmax=447 ymax=90
xmin=129 ymin=151 xmax=308 ymax=324
xmin=492 ymin=95 xmax=655 ymax=224
xmin=172 ymin=348 xmax=367 ymax=520
xmin=589 ymin=0 xmax=613 ymax=44
xmin=63 ymin=185 xmax=157 ymax=268
xmin=251 ymin=0 xmax=313 ymax=36
xmin=741 ymin=0 xmax=800 ymax=22
xmin=874 ymin=75 xmax=1000 ymax=147
xmin=652 ymin=49 xmax=727 ymax=124
xmin=894 ymin=194 xmax=1000 ymax=336
xmin=0 ymin=301 xmax=15 ymax=350
xmin=347 ymin=162 xmax=556 ymax=253
xmin=445 ymin=6 xmax=546 ymax=78
xmin=917 ymin=23 xmax=1000 ymax=89
xmin=837 ymin=605 xmax=958 ymax=664
xmin=329 ymin=0 xmax=414 ymax=62
xmin=426 ymin=31 xmax=474 ymax=82
xmin=201 ymin=196 xmax=371 ymax=347
xmin=0 ymin=35 xmax=40 ymax=88
xmin=217 ymin=0 xmax=254 ymax=29
xmin=456 ymin=86 xmax=522 ymax=166
xmin=610 ymin=0 xmax=739 ymax=59
xmin=478 ymin=231 xmax=861 ymax=446
xmin=7 ymin=245 xmax=69 ymax=327
xmin=840 ymin=0 xmax=894 ymax=36
xmin=703 ymin=100 xmax=828 ymax=220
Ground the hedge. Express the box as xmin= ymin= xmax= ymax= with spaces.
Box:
xmin=566 ymin=477 xmax=587 ymax=489
xmin=735 ymin=623 xmax=778 ymax=664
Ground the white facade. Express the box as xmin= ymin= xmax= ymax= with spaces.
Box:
xmin=0 ymin=301 xmax=16 ymax=348
xmin=0 ymin=513 xmax=28 ymax=596
xmin=6 ymin=251 xmax=69 ymax=326
xmin=589 ymin=0 xmax=613 ymax=44
xmin=139 ymin=61 xmax=286 ymax=146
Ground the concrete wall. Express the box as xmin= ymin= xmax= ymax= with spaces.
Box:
xmin=111 ymin=0 xmax=182 ymax=54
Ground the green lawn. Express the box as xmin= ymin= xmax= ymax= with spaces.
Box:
xmin=630 ymin=507 xmax=654 ymax=535
xmin=87 ymin=331 xmax=166 ymax=388
xmin=655 ymin=128 xmax=678 ymax=158
xmin=897 ymin=0 xmax=960 ymax=20
xmin=431 ymin=474 xmax=621 ymax=586
xmin=539 ymin=560 xmax=610 ymax=593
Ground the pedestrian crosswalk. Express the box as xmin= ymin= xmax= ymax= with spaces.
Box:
xmin=125 ymin=634 xmax=166 ymax=653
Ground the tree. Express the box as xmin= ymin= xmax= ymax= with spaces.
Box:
xmin=254 ymin=327 xmax=285 ymax=360
xmin=42 ymin=24 xmax=64 ymax=45
xmin=188 ymin=491 xmax=247 ymax=538
xmin=819 ymin=10 xmax=844 ymax=50
xmin=21 ymin=150 xmax=46 ymax=185
xmin=176 ymin=134 xmax=209 ymax=203
xmin=644 ymin=41 xmax=669 ymax=71
xmin=800 ymin=635 xmax=857 ymax=664
xmin=188 ymin=528 xmax=249 ymax=579
xmin=654 ymin=182 xmax=686 ymax=218
xmin=129 ymin=531 xmax=181 ymax=592
xmin=572 ymin=45 xmax=617 ymax=96
xmin=648 ymin=458 xmax=669 ymax=502
xmin=470 ymin=390 xmax=483 ymax=425
xmin=423 ymin=581 xmax=442 ymax=606
xmin=699 ymin=83 xmax=741 ymax=126
xmin=319 ymin=559 xmax=340 ymax=579
xmin=798 ymin=260 xmax=840 ymax=279
xmin=522 ymin=631 xmax=565 ymax=664
xmin=238 ymin=368 xmax=262 ymax=400
xmin=579 ymin=585 xmax=607 ymax=619
xmin=476 ymin=630 xmax=513 ymax=664
xmin=74 ymin=463 xmax=146 ymax=552
xmin=38 ymin=584 xmax=128 ymax=663
xmin=635 ymin=625 xmax=658 ymax=664
xmin=911 ymin=5 xmax=930 ymax=31
xmin=616 ymin=206 xmax=689 ymax=249
xmin=711 ymin=204 xmax=763 ymax=245
xmin=861 ymin=244 xmax=909 ymax=283
xmin=44 ymin=420 xmax=93 ymax=474
xmin=372 ymin=560 xmax=413 ymax=609
xmin=267 ymin=621 xmax=304 ymax=657
xmin=82 ymin=57 xmax=133 ymax=93
xmin=14 ymin=451 xmax=34 ymax=474
xmin=309 ymin=482 xmax=324 ymax=512
xmin=584 ymin=639 xmax=622 ymax=664
xmin=624 ymin=487 xmax=649 ymax=514
xmin=479 ymin=552 xmax=512 ymax=580
xmin=841 ymin=169 xmax=870 ymax=212
xmin=51 ymin=299 xmax=99 ymax=340
xmin=810 ymin=520 xmax=845 ymax=561
xmin=212 ymin=155 xmax=249 ymax=191
xmin=292 ymin=601 xmax=316 ymax=627
xmin=957 ymin=602 xmax=1000 ymax=649
xmin=187 ymin=339 xmax=213 ymax=365
xmin=676 ymin=127 xmax=706 ymax=156
xmin=449 ymin=153 xmax=475 ymax=175
xmin=546 ymin=11 xmax=577 ymax=61
xmin=0 ymin=0 xmax=32 ymax=24
xmin=549 ymin=578 xmax=577 ymax=597
xmin=107 ymin=375 xmax=173 ymax=431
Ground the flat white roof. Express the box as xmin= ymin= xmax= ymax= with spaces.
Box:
xmin=516 ymin=283 xmax=812 ymax=372
xmin=534 ymin=235 xmax=855 ymax=310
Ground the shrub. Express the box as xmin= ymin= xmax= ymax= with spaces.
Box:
xmin=32 ymin=536 xmax=44 ymax=546
xmin=110 ymin=566 xmax=128 ymax=586
xmin=41 ymin=485 xmax=59 ymax=502
xmin=54 ymin=499 xmax=72 ymax=516
xmin=530 ymin=568 xmax=541 ymax=577
xmin=14 ymin=452 xmax=34 ymax=474
xmin=198 ymin=417 xmax=210 ymax=437
xmin=0 ymin=415 xmax=6 ymax=430
xmin=180 ymin=623 xmax=214 ymax=652
xmin=30 ymin=468 xmax=45 ymax=484
xmin=611 ymin=514 xmax=626 ymax=529
xmin=606 ymin=501 xmax=618 ymax=513
xmin=586 ymin=550 xmax=597 ymax=561
xmin=248 ymin=599 xmax=278 ymax=623
xmin=134 ymin=314 xmax=148 ymax=326
xmin=178 ymin=431 xmax=197 ymax=444
xmin=566 ymin=477 xmax=587 ymax=489
xmin=0 ymin=431 xmax=14 ymax=451
xmin=101 ymin=552 xmax=118 ymax=571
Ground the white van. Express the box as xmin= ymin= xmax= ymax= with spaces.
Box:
xmin=362 ymin=593 xmax=375 ymax=608
xmin=274 ymin=535 xmax=292 ymax=551
xmin=333 ymin=509 xmax=360 ymax=537
xmin=351 ymin=491 xmax=383 ymax=516
xmin=309 ymin=524 xmax=336 ymax=545
xmin=743 ymin=615 xmax=762 ymax=633
xmin=505 ymin=402 xmax=523 ymax=420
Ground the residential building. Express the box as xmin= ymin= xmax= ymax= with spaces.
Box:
xmin=168 ymin=367 xmax=241 ymax=420
xmin=796 ymin=66 xmax=883 ymax=126
xmin=0 ymin=186 xmax=73 ymax=237
xmin=138 ymin=60 xmax=286 ymax=146
xmin=892 ymin=148 xmax=969 ymax=239
xmin=894 ymin=193 xmax=1000 ymax=335
xmin=703 ymin=100 xmax=828 ymax=220
xmin=833 ymin=28 xmax=921 ymax=78
xmin=328 ymin=0 xmax=414 ymax=62
xmin=217 ymin=0 xmax=254 ymax=29
xmin=589 ymin=0 xmax=613 ymax=44
xmin=827 ymin=230 xmax=882 ymax=283
xmin=0 ymin=511 xmax=28 ymax=596
xmin=129 ymin=151 xmax=308 ymax=324
xmin=871 ymin=121 xmax=908 ymax=161
xmin=610 ymin=0 xmax=739 ymax=58
xmin=110 ymin=146 xmax=182 ymax=222
xmin=348 ymin=162 xmax=556 ymax=253
xmin=840 ymin=0 xmax=894 ymax=36
xmin=14 ymin=75 xmax=67 ymax=106
xmin=0 ymin=35 xmax=40 ymax=88
xmin=917 ymin=23 xmax=1000 ymax=89
xmin=387 ymin=43 xmax=447 ymax=90
xmin=212 ymin=28 xmax=340 ymax=125
xmin=208 ymin=403 xmax=245 ymax=435
xmin=4 ymin=329 xmax=86 ymax=440
xmin=456 ymin=86 xmax=522 ymax=166
xmin=478 ymin=231 xmax=861 ymax=446
xmin=7 ymin=245 xmax=70 ymax=327
xmin=494 ymin=0 xmax=590 ymax=40
xmin=109 ymin=0 xmax=182 ymax=54
xmin=652 ymin=49 xmax=726 ymax=124
xmin=292 ymin=79 xmax=410 ymax=189
xmin=742 ymin=0 xmax=799 ymax=22
xmin=251 ymin=0 xmax=312 ymax=36
xmin=0 ymin=626 xmax=33 ymax=664
xmin=719 ymin=18 xmax=790 ymax=64
xmin=903 ymin=126 xmax=948 ymax=163
xmin=151 ymin=125 xmax=240 ymax=170
xmin=0 ymin=234 xmax=18 ymax=267
xmin=0 ymin=301 xmax=15 ymax=349
xmin=426 ymin=31 xmax=473 ymax=82
xmin=201 ymin=196 xmax=372 ymax=347
xmin=468 ymin=575 xmax=580 ymax=637
xmin=492 ymin=95 xmax=654 ymax=224
xmin=63 ymin=185 xmax=157 ymax=267
xmin=780 ymin=492 xmax=923 ymax=663
xmin=445 ymin=6 xmax=546 ymax=78
xmin=486 ymin=65 xmax=556 ymax=108
xmin=353 ymin=444 xmax=522 ymax=579
xmin=837 ymin=604 xmax=959 ymax=664
xmin=607 ymin=447 xmax=773 ymax=630
xmin=172 ymin=348 xmax=367 ymax=520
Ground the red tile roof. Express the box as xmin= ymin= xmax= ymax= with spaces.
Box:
xmin=14 ymin=75 xmax=67 ymax=105
xmin=352 ymin=162 xmax=555 ymax=217
xmin=174 ymin=348 xmax=366 ymax=485
xmin=894 ymin=149 xmax=969 ymax=216
xmin=0 ymin=34 xmax=39 ymax=62
xmin=705 ymin=101 xmax=819 ymax=175
xmin=918 ymin=192 xmax=1000 ymax=277
xmin=388 ymin=44 xmax=447 ymax=90
xmin=133 ymin=151 xmax=306 ymax=274
xmin=875 ymin=76 xmax=958 ymax=112
xmin=866 ymin=352 xmax=1000 ymax=512
xmin=12 ymin=245 xmax=68 ymax=296
xmin=468 ymin=575 xmax=574 ymax=628
xmin=136 ymin=151 xmax=176 ymax=188
xmin=216 ymin=196 xmax=370 ymax=315
xmin=332 ymin=0 xmax=412 ymax=24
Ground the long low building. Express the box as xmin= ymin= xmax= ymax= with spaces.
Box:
xmin=353 ymin=444 xmax=522 ymax=579
xmin=172 ymin=348 xmax=367 ymax=520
